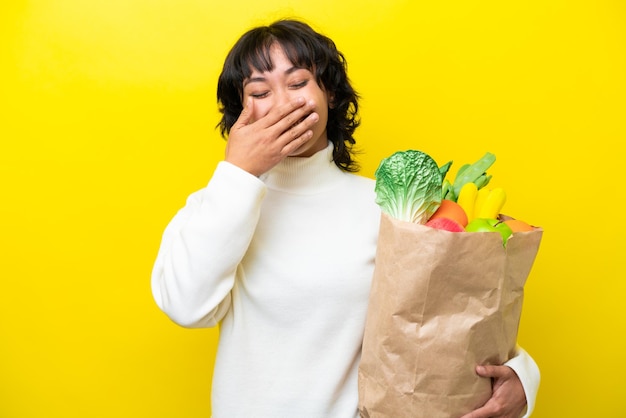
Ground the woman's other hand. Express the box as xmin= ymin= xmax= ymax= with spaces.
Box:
xmin=459 ymin=365 xmax=527 ymax=418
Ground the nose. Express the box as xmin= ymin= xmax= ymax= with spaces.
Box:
xmin=273 ymin=87 xmax=292 ymax=107
xmin=255 ymin=88 xmax=302 ymax=120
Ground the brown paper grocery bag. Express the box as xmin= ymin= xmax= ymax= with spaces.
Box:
xmin=358 ymin=213 xmax=542 ymax=418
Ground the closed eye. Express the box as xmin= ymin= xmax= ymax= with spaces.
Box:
xmin=290 ymin=79 xmax=309 ymax=89
xmin=250 ymin=91 xmax=269 ymax=99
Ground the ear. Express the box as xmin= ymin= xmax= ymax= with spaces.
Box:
xmin=328 ymin=92 xmax=336 ymax=109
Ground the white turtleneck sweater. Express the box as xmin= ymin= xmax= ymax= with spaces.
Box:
xmin=151 ymin=143 xmax=539 ymax=418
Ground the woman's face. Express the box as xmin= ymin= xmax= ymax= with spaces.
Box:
xmin=242 ymin=44 xmax=330 ymax=158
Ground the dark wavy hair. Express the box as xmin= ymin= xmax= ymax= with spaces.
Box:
xmin=216 ymin=19 xmax=361 ymax=172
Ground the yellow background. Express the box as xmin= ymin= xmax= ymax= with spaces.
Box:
xmin=1 ymin=0 xmax=624 ymax=417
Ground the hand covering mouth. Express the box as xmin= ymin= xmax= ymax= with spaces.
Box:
xmin=291 ymin=115 xmax=310 ymax=130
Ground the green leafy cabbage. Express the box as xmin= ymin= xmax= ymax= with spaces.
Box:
xmin=374 ymin=150 xmax=443 ymax=224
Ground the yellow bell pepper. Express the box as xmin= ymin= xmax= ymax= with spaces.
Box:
xmin=475 ymin=187 xmax=507 ymax=219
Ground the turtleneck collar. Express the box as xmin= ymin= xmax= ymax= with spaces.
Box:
xmin=259 ymin=142 xmax=346 ymax=195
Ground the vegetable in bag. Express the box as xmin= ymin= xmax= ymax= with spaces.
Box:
xmin=374 ymin=150 xmax=443 ymax=224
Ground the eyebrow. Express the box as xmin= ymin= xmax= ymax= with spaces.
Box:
xmin=243 ymin=66 xmax=306 ymax=87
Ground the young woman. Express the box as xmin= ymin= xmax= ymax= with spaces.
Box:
xmin=151 ymin=19 xmax=539 ymax=418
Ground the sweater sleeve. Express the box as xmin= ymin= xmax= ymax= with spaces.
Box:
xmin=151 ymin=161 xmax=266 ymax=328
xmin=504 ymin=345 xmax=540 ymax=417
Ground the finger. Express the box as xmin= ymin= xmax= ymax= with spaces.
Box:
xmin=278 ymin=111 xmax=319 ymax=147
xmin=233 ymin=97 xmax=254 ymax=129
xmin=279 ymin=100 xmax=316 ymax=133
xmin=263 ymin=97 xmax=311 ymax=130
xmin=281 ymin=128 xmax=314 ymax=155
xmin=458 ymin=400 xmax=499 ymax=418
xmin=476 ymin=364 xmax=512 ymax=379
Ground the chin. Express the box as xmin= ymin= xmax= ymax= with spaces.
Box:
xmin=289 ymin=137 xmax=328 ymax=158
